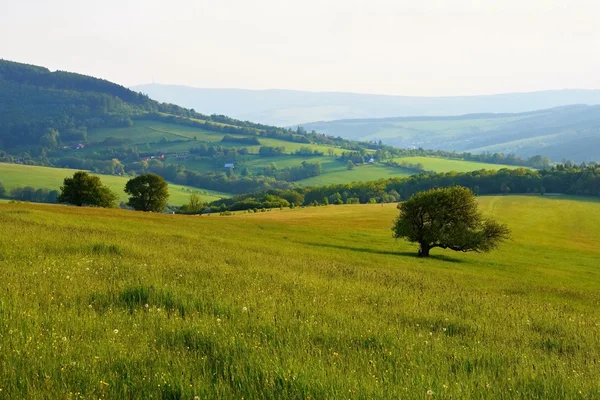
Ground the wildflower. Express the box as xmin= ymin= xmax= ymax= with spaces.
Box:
xmin=88 ymin=304 xmax=93 ymax=309
xmin=243 ymin=306 xmax=248 ymax=312
xmin=113 ymin=329 xmax=119 ymax=334
xmin=216 ymin=318 xmax=222 ymax=323
xmin=144 ymin=303 xmax=149 ymax=309
xmin=427 ymin=389 xmax=434 ymax=396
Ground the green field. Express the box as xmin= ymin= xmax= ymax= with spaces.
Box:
xmin=297 ymin=162 xmax=413 ymax=187
xmin=88 ymin=120 xmax=351 ymax=157
xmin=0 ymin=196 xmax=599 ymax=398
xmin=393 ymin=156 xmax=523 ymax=173
xmin=0 ymin=163 xmax=228 ymax=205
xmin=83 ymin=121 xmax=522 ymax=187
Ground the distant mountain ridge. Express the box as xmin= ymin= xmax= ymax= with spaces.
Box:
xmin=131 ymin=84 xmax=600 ymax=126
xmin=301 ymin=105 xmax=600 ymax=163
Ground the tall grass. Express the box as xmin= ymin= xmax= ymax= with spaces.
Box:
xmin=0 ymin=196 xmax=599 ymax=398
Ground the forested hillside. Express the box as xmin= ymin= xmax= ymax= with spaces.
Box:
xmin=0 ymin=60 xmax=357 ymax=151
xmin=2 ymin=59 xmax=549 ymax=195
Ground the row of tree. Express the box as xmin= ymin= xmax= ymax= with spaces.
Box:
xmin=56 ymin=172 xmax=170 ymax=211
xmin=205 ymin=164 xmax=600 ymax=211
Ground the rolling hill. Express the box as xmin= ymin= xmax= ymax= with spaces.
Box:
xmin=1 ymin=196 xmax=599 ymax=397
xmin=0 ymin=163 xmax=226 ymax=205
xmin=302 ymin=105 xmax=600 ymax=162
xmin=132 ymin=84 xmax=600 ymax=127
xmin=1 ymin=59 xmax=536 ymax=197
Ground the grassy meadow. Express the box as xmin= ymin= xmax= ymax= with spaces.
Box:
xmin=82 ymin=120 xmax=521 ymax=187
xmin=393 ymin=156 xmax=523 ymax=173
xmin=0 ymin=196 xmax=599 ymax=398
xmin=0 ymin=162 xmax=228 ymax=205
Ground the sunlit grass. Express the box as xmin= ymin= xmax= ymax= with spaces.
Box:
xmin=0 ymin=162 xmax=228 ymax=205
xmin=0 ymin=196 xmax=599 ymax=398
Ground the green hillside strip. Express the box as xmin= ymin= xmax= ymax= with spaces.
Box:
xmin=0 ymin=197 xmax=599 ymax=397
xmin=297 ymin=163 xmax=412 ymax=187
xmin=0 ymin=163 xmax=228 ymax=205
xmin=88 ymin=120 xmax=352 ymax=156
xmin=393 ymin=156 xmax=524 ymax=173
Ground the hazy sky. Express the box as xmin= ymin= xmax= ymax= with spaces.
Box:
xmin=2 ymin=0 xmax=599 ymax=96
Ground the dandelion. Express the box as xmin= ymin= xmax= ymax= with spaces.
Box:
xmin=62 ymin=336 xmax=67 ymax=342
xmin=216 ymin=318 xmax=222 ymax=323
xmin=113 ymin=329 xmax=119 ymax=334
xmin=427 ymin=389 xmax=434 ymax=396
xmin=243 ymin=306 xmax=248 ymax=312
xmin=88 ymin=304 xmax=93 ymax=309
xmin=144 ymin=303 xmax=149 ymax=309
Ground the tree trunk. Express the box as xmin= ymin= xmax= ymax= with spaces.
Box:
xmin=419 ymin=243 xmax=431 ymax=257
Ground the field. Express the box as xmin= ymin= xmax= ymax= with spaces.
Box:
xmin=296 ymin=163 xmax=412 ymax=187
xmin=88 ymin=120 xmax=351 ymax=157
xmin=0 ymin=196 xmax=599 ymax=398
xmin=393 ymin=156 xmax=523 ymax=173
xmin=0 ymin=163 xmax=228 ymax=205
xmin=80 ymin=120 xmax=524 ymax=187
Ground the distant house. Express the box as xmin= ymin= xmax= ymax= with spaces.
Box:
xmin=224 ymin=163 xmax=235 ymax=169
xmin=368 ymin=158 xmax=375 ymax=163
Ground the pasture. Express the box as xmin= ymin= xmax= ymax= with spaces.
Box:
xmin=87 ymin=120 xmax=351 ymax=157
xmin=0 ymin=163 xmax=227 ymax=205
xmin=0 ymin=196 xmax=599 ymax=398
xmin=393 ymin=156 xmax=523 ymax=173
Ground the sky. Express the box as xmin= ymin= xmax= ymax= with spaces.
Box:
xmin=1 ymin=0 xmax=599 ymax=96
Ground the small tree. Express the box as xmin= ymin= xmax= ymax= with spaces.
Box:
xmin=187 ymin=193 xmax=203 ymax=213
xmin=0 ymin=181 xmax=5 ymax=198
xmin=57 ymin=171 xmax=118 ymax=208
xmin=346 ymin=160 xmax=355 ymax=170
xmin=392 ymin=186 xmax=510 ymax=257
xmin=125 ymin=174 xmax=169 ymax=212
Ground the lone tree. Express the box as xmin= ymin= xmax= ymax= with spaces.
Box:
xmin=125 ymin=174 xmax=169 ymax=212
xmin=392 ymin=186 xmax=510 ymax=257
xmin=57 ymin=171 xmax=118 ymax=208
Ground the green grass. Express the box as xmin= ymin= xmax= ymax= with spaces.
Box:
xmin=393 ymin=156 xmax=524 ymax=173
xmin=0 ymin=163 xmax=228 ymax=205
xmin=297 ymin=163 xmax=413 ymax=186
xmin=87 ymin=120 xmax=352 ymax=156
xmin=1 ymin=195 xmax=598 ymax=398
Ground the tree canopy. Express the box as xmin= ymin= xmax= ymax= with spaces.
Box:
xmin=57 ymin=171 xmax=118 ymax=208
xmin=392 ymin=186 xmax=510 ymax=257
xmin=125 ymin=174 xmax=169 ymax=212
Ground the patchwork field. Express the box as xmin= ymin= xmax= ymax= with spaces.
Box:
xmin=0 ymin=196 xmax=599 ymax=398
xmin=0 ymin=163 xmax=228 ymax=205
xmin=88 ymin=120 xmax=352 ymax=157
xmin=77 ymin=120 xmax=524 ymax=187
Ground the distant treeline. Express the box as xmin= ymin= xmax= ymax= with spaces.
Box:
xmin=0 ymin=182 xmax=59 ymax=204
xmin=206 ymin=164 xmax=600 ymax=211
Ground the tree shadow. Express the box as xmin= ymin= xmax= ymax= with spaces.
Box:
xmin=300 ymin=242 xmax=465 ymax=263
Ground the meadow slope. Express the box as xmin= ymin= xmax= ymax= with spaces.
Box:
xmin=0 ymin=163 xmax=228 ymax=205
xmin=0 ymin=196 xmax=599 ymax=398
